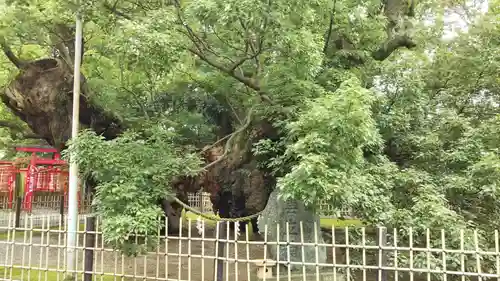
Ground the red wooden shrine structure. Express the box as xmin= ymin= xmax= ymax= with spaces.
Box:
xmin=0 ymin=145 xmax=80 ymax=211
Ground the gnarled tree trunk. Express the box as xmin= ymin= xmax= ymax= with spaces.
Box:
xmin=201 ymin=119 xmax=277 ymax=234
xmin=2 ymin=58 xmax=123 ymax=148
xmin=0 ymin=56 xmax=187 ymax=234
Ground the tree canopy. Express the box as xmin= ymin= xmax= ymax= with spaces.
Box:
xmin=0 ymin=0 xmax=498 ymax=264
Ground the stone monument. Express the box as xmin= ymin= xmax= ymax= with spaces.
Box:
xmin=257 ymin=189 xmax=327 ymax=272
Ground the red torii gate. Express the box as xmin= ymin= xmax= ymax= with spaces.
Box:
xmin=16 ymin=146 xmax=65 ymax=211
xmin=0 ymin=145 xmax=80 ymax=211
xmin=0 ymin=160 xmax=16 ymax=208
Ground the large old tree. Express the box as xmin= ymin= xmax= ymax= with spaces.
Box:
xmin=1 ymin=0 xmax=499 ymax=265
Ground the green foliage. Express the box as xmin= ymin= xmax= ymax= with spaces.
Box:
xmin=64 ymin=128 xmax=202 ymax=255
xmin=0 ymin=0 xmax=499 ymax=275
xmin=274 ymin=78 xmax=382 ymax=208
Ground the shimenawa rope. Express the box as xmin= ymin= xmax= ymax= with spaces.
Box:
xmin=172 ymin=197 xmax=262 ymax=222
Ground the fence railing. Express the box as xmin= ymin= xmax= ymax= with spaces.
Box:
xmin=0 ymin=214 xmax=498 ymax=281
xmin=187 ymin=192 xmax=214 ymax=214
xmin=0 ymin=194 xmax=92 ymax=212
xmin=186 ymin=192 xmax=354 ymax=218
xmin=0 ymin=192 xmax=353 ymax=220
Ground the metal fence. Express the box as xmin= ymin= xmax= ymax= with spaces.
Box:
xmin=0 ymin=194 xmax=93 ymax=229
xmin=0 ymin=213 xmax=498 ymax=281
xmin=186 ymin=192 xmax=354 ymax=219
xmin=0 ymin=194 xmax=93 ymax=212
xmin=0 ymin=192 xmax=352 ymax=220
xmin=187 ymin=192 xmax=214 ymax=214
xmin=0 ymin=192 xmax=352 ymax=235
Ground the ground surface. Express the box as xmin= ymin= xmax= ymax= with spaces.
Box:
xmin=0 ymin=217 xmax=373 ymax=281
xmin=0 ymin=208 xmax=383 ymax=281
xmin=0 ymin=225 xmax=268 ymax=281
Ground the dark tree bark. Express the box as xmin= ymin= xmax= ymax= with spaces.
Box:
xmin=1 ymin=58 xmax=123 ymax=149
xmin=0 ymin=55 xmax=187 ymax=232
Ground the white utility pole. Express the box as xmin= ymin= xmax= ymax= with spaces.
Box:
xmin=66 ymin=6 xmax=83 ymax=279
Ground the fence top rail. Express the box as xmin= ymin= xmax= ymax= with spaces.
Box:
xmin=14 ymin=145 xmax=58 ymax=152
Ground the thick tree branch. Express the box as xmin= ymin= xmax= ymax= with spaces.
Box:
xmin=212 ymin=28 xmax=248 ymax=53
xmin=228 ymin=49 xmax=264 ymax=73
xmin=373 ymin=0 xmax=417 ymax=61
xmin=17 ymin=132 xmax=43 ymax=139
xmin=0 ymin=37 xmax=26 ymax=69
xmin=0 ymin=120 xmax=27 ymax=131
xmin=322 ymin=28 xmax=415 ymax=67
xmin=172 ymin=0 xmax=270 ymax=100
xmin=189 ymin=45 xmax=272 ymax=103
xmin=103 ymin=2 xmax=133 ymax=20
xmin=201 ymin=106 xmax=254 ymax=171
xmin=429 ymin=76 xmax=452 ymax=100
xmin=107 ymin=0 xmax=268 ymax=103
xmin=50 ymin=24 xmax=80 ymax=69
xmin=0 ymin=120 xmax=42 ymax=139
xmin=323 ymin=0 xmax=337 ymax=54
xmin=187 ymin=47 xmax=261 ymax=92
xmin=238 ymin=17 xmax=263 ymax=67
xmin=322 ymin=0 xmax=417 ymax=64
xmin=372 ymin=34 xmax=416 ymax=61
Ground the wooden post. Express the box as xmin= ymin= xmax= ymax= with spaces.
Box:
xmin=376 ymin=227 xmax=388 ymax=281
xmin=83 ymin=178 xmax=96 ymax=281
xmin=59 ymin=193 xmax=65 ymax=222
xmin=15 ymin=197 xmax=22 ymax=228
xmin=14 ymin=172 xmax=22 ymax=228
xmin=83 ymin=216 xmax=96 ymax=281
xmin=214 ymin=221 xmax=226 ymax=281
xmin=200 ymin=192 xmax=205 ymax=213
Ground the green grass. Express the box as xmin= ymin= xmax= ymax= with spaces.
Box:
xmin=0 ymin=212 xmax=365 ymax=241
xmin=319 ymin=217 xmax=364 ymax=228
xmin=181 ymin=209 xmax=218 ymax=225
xmin=0 ymin=266 xmax=117 ymax=281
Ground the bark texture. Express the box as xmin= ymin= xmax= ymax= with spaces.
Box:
xmin=0 ymin=57 xmax=188 ymax=234
xmin=1 ymin=58 xmax=123 ymax=149
xmin=201 ymin=121 xmax=275 ymax=232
